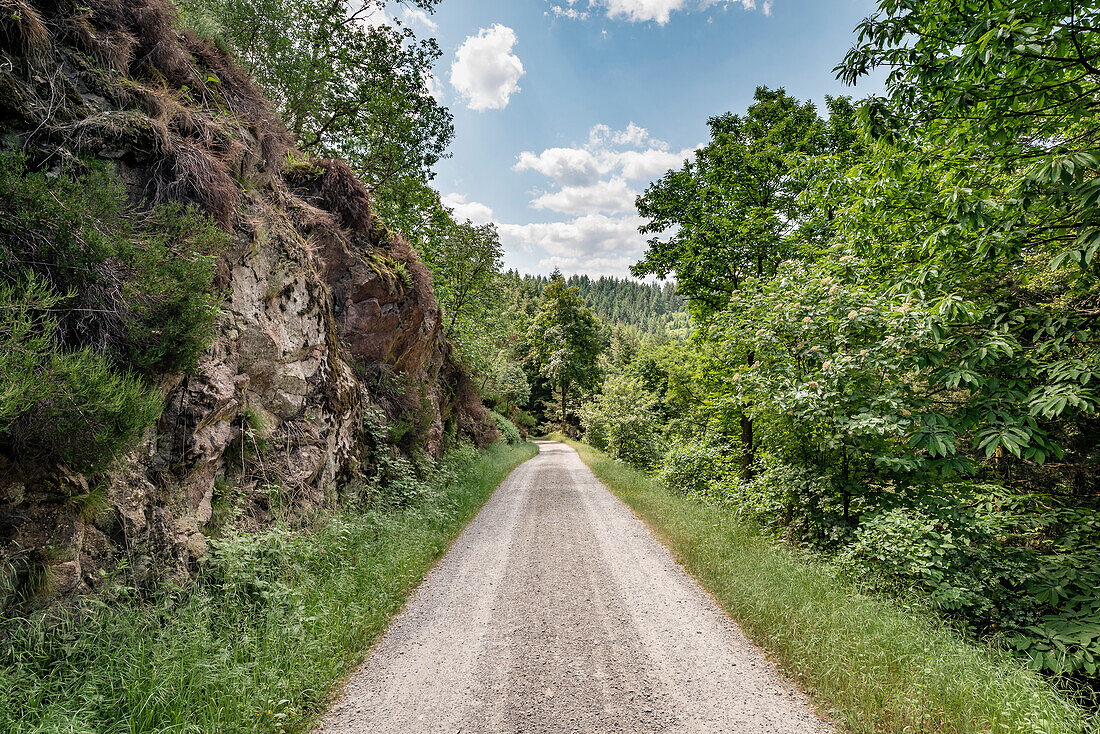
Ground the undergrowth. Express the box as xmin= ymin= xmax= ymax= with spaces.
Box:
xmin=557 ymin=435 xmax=1096 ymax=734
xmin=0 ymin=441 xmax=537 ymax=734
xmin=0 ymin=149 xmax=223 ymax=470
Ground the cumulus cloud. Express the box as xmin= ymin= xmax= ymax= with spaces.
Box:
xmin=450 ymin=25 xmax=525 ymax=111
xmin=537 ymin=253 xmax=644 ymax=277
xmin=620 ymin=146 xmax=702 ymax=178
xmin=546 ymin=0 xmax=774 ymax=24
xmin=548 ymin=4 xmax=589 ymax=19
xmin=441 ymin=193 xmax=495 ymax=225
xmin=531 ymin=178 xmax=637 ymax=216
xmin=515 ymin=147 xmax=603 ymax=186
xmin=500 ymin=122 xmax=704 ymax=276
xmin=515 ymin=123 xmax=696 ymax=186
xmin=444 ymin=123 xmax=699 ymax=277
xmin=499 ymin=214 xmax=647 ymax=259
xmin=401 ymin=7 xmax=438 ymax=30
xmin=601 ymin=0 xmax=688 ymax=24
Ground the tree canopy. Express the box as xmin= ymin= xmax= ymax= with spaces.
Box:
xmin=632 ymin=87 xmax=832 ymax=317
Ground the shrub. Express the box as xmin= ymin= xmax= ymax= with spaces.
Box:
xmin=846 ymin=483 xmax=1100 ymax=680
xmin=581 ymin=373 xmax=662 ymax=470
xmin=348 ymin=409 xmax=484 ymax=510
xmin=0 ymin=277 xmax=162 ymax=470
xmin=510 ymin=408 xmax=537 ymax=437
xmin=0 ymin=150 xmax=224 ymax=469
xmin=10 ymin=346 xmax=164 ymax=470
xmin=737 ymin=460 xmax=847 ymax=545
xmin=489 ymin=409 xmax=522 ymax=445
xmin=0 ymin=149 xmax=223 ymax=375
xmin=122 ymin=204 xmax=225 ymax=374
xmin=656 ymin=435 xmax=733 ymax=497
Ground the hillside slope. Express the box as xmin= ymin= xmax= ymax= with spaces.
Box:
xmin=507 ymin=272 xmax=689 ymax=337
xmin=0 ymin=0 xmax=494 ymax=610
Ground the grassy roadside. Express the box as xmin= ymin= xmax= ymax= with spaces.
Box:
xmin=1 ymin=441 xmax=538 ymax=734
xmin=553 ymin=435 xmax=1094 ymax=734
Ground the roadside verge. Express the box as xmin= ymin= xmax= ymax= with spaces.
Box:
xmin=555 ymin=435 xmax=1092 ymax=734
xmin=1 ymin=441 xmax=539 ymax=734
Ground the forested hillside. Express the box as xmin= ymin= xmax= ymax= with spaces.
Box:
xmin=505 ymin=272 xmax=689 ymax=337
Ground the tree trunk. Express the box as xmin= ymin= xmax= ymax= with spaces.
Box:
xmin=740 ymin=350 xmax=756 ymax=482
xmin=561 ymin=381 xmax=568 ymax=434
xmin=740 ymin=411 xmax=755 ymax=482
xmin=841 ymin=445 xmax=851 ymax=524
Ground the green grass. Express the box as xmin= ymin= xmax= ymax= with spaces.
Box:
xmin=0 ymin=441 xmax=538 ymax=734
xmin=554 ymin=435 xmax=1095 ymax=734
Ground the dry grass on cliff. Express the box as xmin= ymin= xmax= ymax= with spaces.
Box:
xmin=2 ymin=0 xmax=291 ymax=227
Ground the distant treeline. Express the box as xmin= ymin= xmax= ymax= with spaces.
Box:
xmin=504 ymin=271 xmax=689 ymax=337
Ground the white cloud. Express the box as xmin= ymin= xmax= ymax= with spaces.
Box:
xmin=549 ymin=4 xmax=589 ymax=19
xmin=617 ymin=148 xmax=693 ymax=179
xmin=601 ymin=0 xmax=688 ymax=24
xmin=401 ymin=7 xmax=438 ymax=30
xmin=545 ymin=0 xmax=774 ymax=24
xmin=515 ymin=147 xmax=603 ymax=186
xmin=516 ymin=123 xmax=696 ymax=184
xmin=441 ymin=193 xmax=495 ymax=225
xmin=531 ymin=178 xmax=637 ymax=216
xmin=450 ymin=25 xmax=525 ymax=111
xmin=504 ymin=122 xmax=703 ymax=276
xmin=537 ymin=253 xmax=643 ymax=277
xmin=614 ymin=122 xmax=655 ymax=148
xmin=499 ymin=214 xmax=647 ymax=259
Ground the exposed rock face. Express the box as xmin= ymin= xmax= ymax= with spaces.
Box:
xmin=0 ymin=0 xmax=495 ymax=609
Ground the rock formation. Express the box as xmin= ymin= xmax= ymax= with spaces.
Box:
xmin=0 ymin=0 xmax=495 ymax=608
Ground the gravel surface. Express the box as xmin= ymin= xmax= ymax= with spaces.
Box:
xmin=315 ymin=441 xmax=831 ymax=733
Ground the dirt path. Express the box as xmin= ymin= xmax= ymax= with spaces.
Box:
xmin=315 ymin=441 xmax=831 ymax=733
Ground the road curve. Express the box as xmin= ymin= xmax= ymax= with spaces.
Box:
xmin=315 ymin=441 xmax=831 ymax=733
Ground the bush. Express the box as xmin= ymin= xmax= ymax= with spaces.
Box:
xmin=10 ymin=346 xmax=164 ymax=470
xmin=580 ymin=372 xmax=662 ymax=470
xmin=0 ymin=150 xmax=224 ymax=469
xmin=0 ymin=277 xmax=162 ymax=470
xmin=510 ymin=408 xmax=537 ymax=437
xmin=846 ymin=483 xmax=1100 ymax=680
xmin=0 ymin=149 xmax=223 ymax=374
xmin=737 ymin=460 xmax=847 ymax=545
xmin=489 ymin=409 xmax=522 ymax=445
xmin=656 ymin=435 xmax=733 ymax=497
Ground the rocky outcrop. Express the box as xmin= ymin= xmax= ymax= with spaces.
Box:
xmin=0 ymin=0 xmax=495 ymax=609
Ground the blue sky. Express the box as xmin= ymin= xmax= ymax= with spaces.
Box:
xmin=402 ymin=0 xmax=883 ymax=278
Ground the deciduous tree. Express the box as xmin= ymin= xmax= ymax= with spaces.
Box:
xmin=526 ymin=272 xmax=603 ymax=434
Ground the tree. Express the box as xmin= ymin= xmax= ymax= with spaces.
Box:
xmin=419 ymin=216 xmax=504 ymax=339
xmin=581 ymin=372 xmax=661 ymax=470
xmin=633 ymin=87 xmax=852 ymax=478
xmin=180 ymin=0 xmax=454 ymax=218
xmin=830 ymin=0 xmax=1100 ymax=474
xmin=527 ymin=272 xmax=603 ymax=434
xmin=632 ymin=87 xmax=828 ymax=319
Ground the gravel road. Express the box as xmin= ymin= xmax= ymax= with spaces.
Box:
xmin=315 ymin=441 xmax=831 ymax=733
